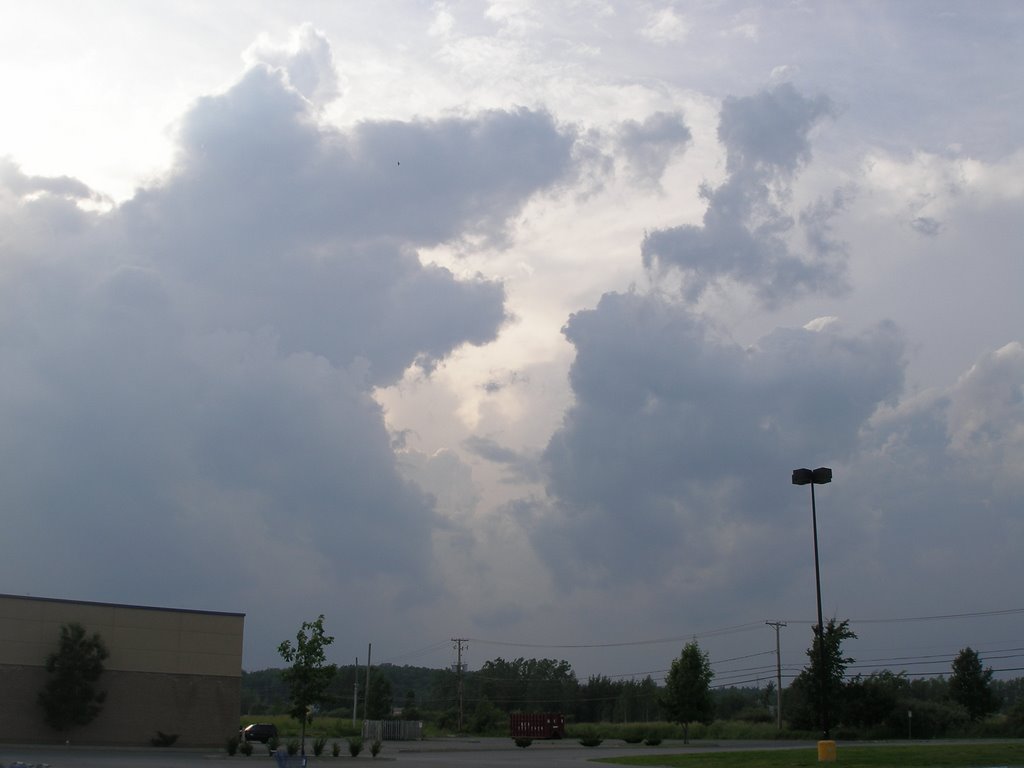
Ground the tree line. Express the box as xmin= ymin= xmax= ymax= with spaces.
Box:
xmin=29 ymin=613 xmax=1024 ymax=748
xmin=255 ymin=617 xmax=1024 ymax=741
xmin=782 ymin=619 xmax=1013 ymax=738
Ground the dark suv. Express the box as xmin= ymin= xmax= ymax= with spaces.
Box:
xmin=240 ymin=723 xmax=279 ymax=743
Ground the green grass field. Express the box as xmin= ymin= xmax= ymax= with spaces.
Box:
xmin=597 ymin=742 xmax=1024 ymax=767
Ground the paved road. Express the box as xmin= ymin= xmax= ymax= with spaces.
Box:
xmin=0 ymin=738 xmax=817 ymax=768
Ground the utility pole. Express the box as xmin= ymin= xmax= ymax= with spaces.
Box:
xmin=365 ymin=644 xmax=372 ymax=723
xmin=451 ymin=638 xmax=467 ymax=733
xmin=766 ymin=621 xmax=787 ymax=730
xmin=352 ymin=657 xmax=359 ymax=726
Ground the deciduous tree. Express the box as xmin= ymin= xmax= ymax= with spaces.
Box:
xmin=787 ymin=618 xmax=856 ymax=733
xmin=37 ymin=622 xmax=109 ymax=734
xmin=950 ymin=647 xmax=998 ymax=721
xmin=278 ymin=615 xmax=337 ymax=753
xmin=662 ymin=641 xmax=714 ymax=743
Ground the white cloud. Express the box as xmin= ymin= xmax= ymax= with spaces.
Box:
xmin=642 ymin=84 xmax=844 ymax=307
xmin=428 ymin=2 xmax=456 ymax=37
xmin=245 ymin=24 xmax=342 ymax=107
xmin=641 ymin=7 xmax=689 ymax=44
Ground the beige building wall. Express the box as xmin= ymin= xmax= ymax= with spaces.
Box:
xmin=0 ymin=594 xmax=244 ymax=747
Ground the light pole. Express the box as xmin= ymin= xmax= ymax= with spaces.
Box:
xmin=792 ymin=466 xmax=832 ymax=743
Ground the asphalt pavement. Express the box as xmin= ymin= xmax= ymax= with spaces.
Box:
xmin=1 ymin=737 xmax=817 ymax=768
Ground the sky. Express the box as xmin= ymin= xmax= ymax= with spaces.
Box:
xmin=1 ymin=1 xmax=1023 ymax=691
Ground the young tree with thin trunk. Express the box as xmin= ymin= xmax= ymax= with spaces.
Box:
xmin=661 ymin=641 xmax=714 ymax=744
xmin=278 ymin=615 xmax=337 ymax=755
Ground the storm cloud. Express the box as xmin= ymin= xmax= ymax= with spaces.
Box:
xmin=0 ymin=33 xmax=577 ymax=659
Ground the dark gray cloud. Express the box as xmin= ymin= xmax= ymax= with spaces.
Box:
xmin=617 ymin=111 xmax=692 ymax=187
xmin=120 ymin=66 xmax=573 ymax=382
xmin=536 ymin=290 xmax=905 ymax=588
xmin=718 ymin=84 xmax=833 ymax=174
xmin=0 ymin=41 xmax=578 ymax=664
xmin=911 ymin=216 xmax=942 ymax=236
xmin=642 ymin=84 xmax=846 ymax=307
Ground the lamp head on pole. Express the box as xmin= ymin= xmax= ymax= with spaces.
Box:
xmin=792 ymin=467 xmax=832 ymax=485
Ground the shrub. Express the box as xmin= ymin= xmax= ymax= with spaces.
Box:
xmin=286 ymin=739 xmax=299 ymax=756
xmin=644 ymin=736 xmax=662 ymax=746
xmin=226 ymin=736 xmax=239 ymax=755
xmin=370 ymin=739 xmax=382 ymax=757
xmin=579 ymin=737 xmax=603 ymax=747
xmin=571 ymin=723 xmax=603 ymax=740
xmin=240 ymin=740 xmax=253 ymax=756
xmin=150 ymin=731 xmax=179 ymax=747
xmin=267 ymin=735 xmax=280 ymax=755
xmin=514 ymin=737 xmax=532 ymax=748
xmin=332 ymin=741 xmax=341 ymax=757
xmin=348 ymin=737 xmax=363 ymax=757
xmin=623 ymin=735 xmax=643 ymax=743
xmin=313 ymin=736 xmax=328 ymax=756
xmin=469 ymin=699 xmax=505 ymax=734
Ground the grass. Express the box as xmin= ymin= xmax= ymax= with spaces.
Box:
xmin=239 ymin=715 xmax=362 ymax=739
xmin=597 ymin=742 xmax=1024 ymax=768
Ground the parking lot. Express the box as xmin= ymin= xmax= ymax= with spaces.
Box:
xmin=1 ymin=737 xmax=814 ymax=768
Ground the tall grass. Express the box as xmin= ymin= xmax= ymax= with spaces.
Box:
xmin=567 ymin=720 xmax=802 ymax=741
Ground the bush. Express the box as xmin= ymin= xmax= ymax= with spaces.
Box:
xmin=570 ymin=723 xmax=603 ymax=740
xmin=885 ymin=699 xmax=969 ymax=739
xmin=240 ymin=740 xmax=253 ymax=756
xmin=514 ymin=737 xmax=532 ymax=748
xmin=579 ymin=737 xmax=603 ymax=747
xmin=348 ymin=737 xmax=363 ymax=757
xmin=313 ymin=736 xmax=328 ymax=756
xmin=468 ymin=699 xmax=505 ymax=734
xmin=734 ymin=706 xmax=773 ymax=723
xmin=150 ymin=731 xmax=179 ymax=747
xmin=267 ymin=735 xmax=280 ymax=755
xmin=226 ymin=736 xmax=240 ymax=755
xmin=332 ymin=740 xmax=341 ymax=757
xmin=370 ymin=739 xmax=382 ymax=757
xmin=644 ymin=736 xmax=662 ymax=746
xmin=286 ymin=739 xmax=299 ymax=756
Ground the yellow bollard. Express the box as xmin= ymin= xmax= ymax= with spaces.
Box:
xmin=817 ymin=740 xmax=837 ymax=762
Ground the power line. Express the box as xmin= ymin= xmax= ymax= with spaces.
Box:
xmin=782 ymin=607 xmax=1024 ymax=626
xmin=379 ymin=639 xmax=450 ymax=665
xmin=466 ymin=621 xmax=764 ymax=650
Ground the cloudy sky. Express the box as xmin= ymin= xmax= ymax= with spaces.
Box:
xmin=2 ymin=1 xmax=1023 ymax=688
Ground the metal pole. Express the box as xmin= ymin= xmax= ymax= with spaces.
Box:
xmin=810 ymin=482 xmax=829 ymax=740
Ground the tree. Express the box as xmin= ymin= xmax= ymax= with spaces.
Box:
xmin=402 ymin=689 xmax=420 ymax=720
xmin=661 ymin=641 xmax=714 ymax=743
xmin=366 ymin=669 xmax=393 ymax=720
xmin=478 ymin=657 xmax=577 ymax=713
xmin=278 ymin=615 xmax=337 ymax=753
xmin=949 ymin=647 xmax=998 ymax=721
xmin=37 ymin=622 xmax=109 ymax=734
xmin=843 ymin=671 xmax=907 ymax=729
